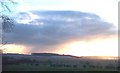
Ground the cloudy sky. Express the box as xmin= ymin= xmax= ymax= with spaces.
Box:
xmin=1 ymin=0 xmax=119 ymax=56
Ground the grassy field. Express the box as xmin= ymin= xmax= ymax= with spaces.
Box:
xmin=3 ymin=63 xmax=118 ymax=71
xmin=2 ymin=54 xmax=119 ymax=71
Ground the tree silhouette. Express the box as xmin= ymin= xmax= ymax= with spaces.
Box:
xmin=0 ymin=0 xmax=17 ymax=53
xmin=1 ymin=15 xmax=14 ymax=32
xmin=0 ymin=0 xmax=16 ymax=32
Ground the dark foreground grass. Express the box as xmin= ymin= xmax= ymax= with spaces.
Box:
xmin=3 ymin=64 xmax=118 ymax=71
xmin=2 ymin=71 xmax=120 ymax=73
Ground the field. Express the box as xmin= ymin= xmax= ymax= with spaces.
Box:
xmin=2 ymin=53 xmax=119 ymax=71
xmin=3 ymin=64 xmax=118 ymax=71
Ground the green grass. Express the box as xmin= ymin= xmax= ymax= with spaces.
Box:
xmin=3 ymin=64 xmax=118 ymax=71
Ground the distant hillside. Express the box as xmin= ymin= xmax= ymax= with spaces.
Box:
xmin=32 ymin=53 xmax=60 ymax=56
xmin=2 ymin=53 xmax=119 ymax=71
xmin=3 ymin=53 xmax=119 ymax=59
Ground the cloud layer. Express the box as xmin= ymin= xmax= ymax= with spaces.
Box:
xmin=3 ymin=11 xmax=117 ymax=53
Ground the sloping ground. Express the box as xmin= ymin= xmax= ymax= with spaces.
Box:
xmin=2 ymin=54 xmax=119 ymax=71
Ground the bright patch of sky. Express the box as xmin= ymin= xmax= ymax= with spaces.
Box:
xmin=1 ymin=0 xmax=119 ymax=56
xmin=14 ymin=0 xmax=119 ymax=27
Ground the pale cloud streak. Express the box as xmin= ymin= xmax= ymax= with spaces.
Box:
xmin=15 ymin=0 xmax=119 ymax=27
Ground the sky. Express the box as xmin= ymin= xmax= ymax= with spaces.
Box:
xmin=1 ymin=0 xmax=119 ymax=56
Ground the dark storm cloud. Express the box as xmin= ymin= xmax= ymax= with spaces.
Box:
xmin=3 ymin=11 xmax=117 ymax=51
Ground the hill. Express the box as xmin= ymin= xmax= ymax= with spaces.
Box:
xmin=2 ymin=53 xmax=119 ymax=71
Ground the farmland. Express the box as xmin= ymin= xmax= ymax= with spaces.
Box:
xmin=2 ymin=53 xmax=119 ymax=71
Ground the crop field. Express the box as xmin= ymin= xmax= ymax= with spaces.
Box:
xmin=2 ymin=54 xmax=119 ymax=71
xmin=3 ymin=64 xmax=118 ymax=71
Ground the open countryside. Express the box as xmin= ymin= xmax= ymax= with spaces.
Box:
xmin=2 ymin=53 xmax=119 ymax=71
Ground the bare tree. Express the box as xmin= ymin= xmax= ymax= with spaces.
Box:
xmin=0 ymin=0 xmax=17 ymax=32
xmin=1 ymin=15 xmax=14 ymax=32
xmin=0 ymin=0 xmax=17 ymax=53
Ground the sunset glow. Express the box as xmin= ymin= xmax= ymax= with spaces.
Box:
xmin=58 ymin=36 xmax=118 ymax=56
xmin=1 ymin=44 xmax=30 ymax=54
xmin=1 ymin=35 xmax=118 ymax=57
xmin=0 ymin=0 xmax=118 ymax=57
